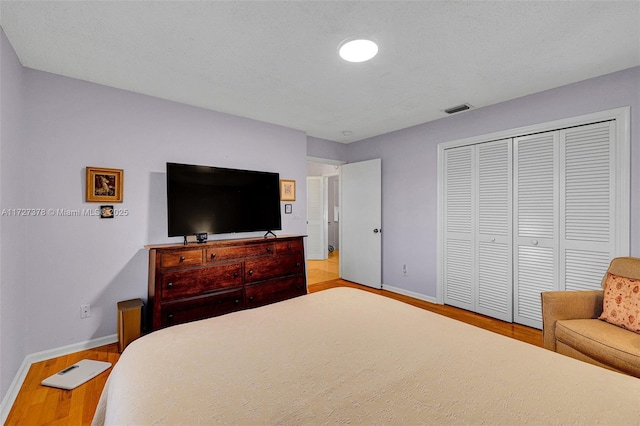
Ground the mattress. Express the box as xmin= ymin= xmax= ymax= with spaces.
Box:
xmin=93 ymin=287 xmax=640 ymax=425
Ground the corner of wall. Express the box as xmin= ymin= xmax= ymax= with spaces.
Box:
xmin=0 ymin=26 xmax=28 ymax=402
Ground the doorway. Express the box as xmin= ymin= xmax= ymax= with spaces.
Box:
xmin=305 ymin=157 xmax=382 ymax=288
xmin=306 ymin=159 xmax=341 ymax=284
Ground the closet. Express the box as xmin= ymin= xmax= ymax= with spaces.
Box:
xmin=440 ymin=109 xmax=629 ymax=329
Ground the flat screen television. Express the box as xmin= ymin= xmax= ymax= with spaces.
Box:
xmin=166 ymin=162 xmax=282 ymax=238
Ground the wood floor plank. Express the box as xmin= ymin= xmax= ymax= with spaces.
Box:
xmin=307 ymin=250 xmax=340 ymax=284
xmin=5 ymin=343 xmax=120 ymax=426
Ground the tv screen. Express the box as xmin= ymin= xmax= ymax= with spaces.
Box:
xmin=166 ymin=162 xmax=282 ymax=237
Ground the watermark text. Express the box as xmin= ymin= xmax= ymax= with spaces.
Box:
xmin=1 ymin=208 xmax=129 ymax=217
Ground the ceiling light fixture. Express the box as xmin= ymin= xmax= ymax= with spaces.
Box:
xmin=338 ymin=38 xmax=378 ymax=62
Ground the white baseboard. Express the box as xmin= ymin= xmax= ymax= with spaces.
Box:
xmin=0 ymin=334 xmax=117 ymax=424
xmin=382 ymin=283 xmax=439 ymax=305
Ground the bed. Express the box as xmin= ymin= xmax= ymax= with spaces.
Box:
xmin=93 ymin=287 xmax=640 ymax=425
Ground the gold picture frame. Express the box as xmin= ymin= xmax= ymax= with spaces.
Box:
xmin=280 ymin=179 xmax=296 ymax=201
xmin=86 ymin=167 xmax=124 ymax=203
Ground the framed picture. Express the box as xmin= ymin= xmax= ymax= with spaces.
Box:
xmin=86 ymin=167 xmax=124 ymax=203
xmin=280 ymin=179 xmax=296 ymax=201
xmin=100 ymin=205 xmax=114 ymax=219
xmin=284 ymin=204 xmax=293 ymax=214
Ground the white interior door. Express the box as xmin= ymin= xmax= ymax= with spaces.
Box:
xmin=443 ymin=140 xmax=513 ymax=322
xmin=306 ymin=176 xmax=326 ymax=260
xmin=559 ymin=121 xmax=617 ymax=291
xmin=340 ymin=159 xmax=382 ymax=288
xmin=476 ymin=139 xmax=513 ymax=322
xmin=443 ymin=146 xmax=474 ymax=311
xmin=513 ymin=131 xmax=559 ymax=328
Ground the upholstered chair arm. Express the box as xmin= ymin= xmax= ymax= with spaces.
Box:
xmin=540 ymin=290 xmax=604 ymax=351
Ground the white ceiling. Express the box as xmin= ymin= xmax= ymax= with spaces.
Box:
xmin=1 ymin=1 xmax=639 ymax=143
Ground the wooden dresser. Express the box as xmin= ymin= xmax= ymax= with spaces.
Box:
xmin=146 ymin=235 xmax=306 ymax=331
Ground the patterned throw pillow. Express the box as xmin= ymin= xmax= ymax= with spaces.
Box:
xmin=598 ymin=272 xmax=640 ymax=333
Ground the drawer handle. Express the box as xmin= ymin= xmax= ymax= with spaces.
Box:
xmin=249 ymin=296 xmax=254 ymax=301
xmin=296 ymin=262 xmax=301 ymax=268
xmin=168 ymin=314 xmax=174 ymax=321
xmin=248 ymin=270 xmax=254 ymax=275
xmin=266 ymin=247 xmax=271 ymax=252
xmin=210 ymin=253 xmax=216 ymax=260
xmin=233 ymin=272 xmax=239 ymax=278
xmin=287 ymin=244 xmax=292 ymax=250
xmin=179 ymin=256 xmax=185 ymax=262
xmin=167 ymin=282 xmax=173 ymax=288
xmin=234 ymin=299 xmax=240 ymax=304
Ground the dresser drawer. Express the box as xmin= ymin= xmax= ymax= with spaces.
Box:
xmin=275 ymin=239 xmax=303 ymax=254
xmin=206 ymin=243 xmax=275 ymax=263
xmin=245 ymin=253 xmax=304 ymax=282
xmin=160 ymin=263 xmax=243 ymax=299
xmin=160 ymin=249 xmax=203 ymax=269
xmin=160 ymin=289 xmax=245 ymax=328
xmin=245 ymin=275 xmax=306 ymax=309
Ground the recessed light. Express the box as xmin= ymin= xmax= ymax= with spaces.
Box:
xmin=338 ymin=38 xmax=378 ymax=63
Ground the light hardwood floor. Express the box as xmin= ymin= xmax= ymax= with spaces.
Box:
xmin=307 ymin=250 xmax=340 ymax=284
xmin=5 ymin=343 xmax=120 ymax=425
xmin=6 ymin=274 xmax=542 ymax=425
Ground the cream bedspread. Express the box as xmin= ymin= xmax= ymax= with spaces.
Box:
xmin=93 ymin=288 xmax=640 ymax=425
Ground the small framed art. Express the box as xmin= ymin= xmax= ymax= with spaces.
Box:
xmin=86 ymin=167 xmax=124 ymax=203
xmin=100 ymin=205 xmax=114 ymax=219
xmin=280 ymin=179 xmax=296 ymax=201
xmin=284 ymin=204 xmax=293 ymax=214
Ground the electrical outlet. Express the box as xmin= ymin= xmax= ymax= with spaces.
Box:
xmin=403 ymin=264 xmax=408 ymax=276
xmin=81 ymin=304 xmax=91 ymax=319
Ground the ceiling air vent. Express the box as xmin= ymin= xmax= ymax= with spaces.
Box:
xmin=444 ymin=103 xmax=473 ymax=114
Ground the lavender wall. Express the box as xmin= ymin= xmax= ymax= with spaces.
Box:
xmin=346 ymin=66 xmax=640 ymax=300
xmin=18 ymin=69 xmax=307 ymax=357
xmin=0 ymin=28 xmax=27 ymax=400
xmin=307 ymin=136 xmax=348 ymax=162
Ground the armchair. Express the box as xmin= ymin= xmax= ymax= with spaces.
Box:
xmin=541 ymin=256 xmax=640 ymax=378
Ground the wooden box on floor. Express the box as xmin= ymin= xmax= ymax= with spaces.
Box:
xmin=117 ymin=299 xmax=144 ymax=353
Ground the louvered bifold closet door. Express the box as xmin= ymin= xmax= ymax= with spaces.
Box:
xmin=443 ymin=146 xmax=474 ymax=311
xmin=561 ymin=121 xmax=616 ymax=291
xmin=513 ymin=132 xmax=559 ymax=329
xmin=476 ymin=139 xmax=512 ymax=322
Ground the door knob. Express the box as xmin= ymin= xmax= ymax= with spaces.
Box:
xmin=373 ymin=228 xmax=381 ymax=233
